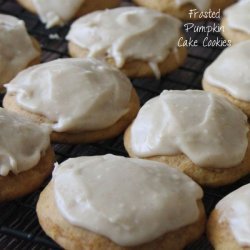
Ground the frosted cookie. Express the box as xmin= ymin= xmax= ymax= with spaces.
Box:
xmin=0 ymin=108 xmax=53 ymax=202
xmin=203 ymin=41 xmax=250 ymax=117
xmin=17 ymin=0 xmax=120 ymax=28
xmin=67 ymin=7 xmax=187 ymax=78
xmin=124 ymin=90 xmax=250 ymax=187
xmin=132 ymin=0 xmax=235 ymax=20
xmin=37 ymin=154 xmax=205 ymax=250
xmin=0 ymin=14 xmax=40 ymax=90
xmin=3 ymin=58 xmax=140 ymax=144
xmin=221 ymin=0 xmax=250 ymax=44
xmin=207 ymin=184 xmax=250 ymax=250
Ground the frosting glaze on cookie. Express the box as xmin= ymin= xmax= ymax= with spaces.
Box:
xmin=32 ymin=0 xmax=84 ymax=28
xmin=67 ymin=7 xmax=182 ymax=77
xmin=0 ymin=108 xmax=50 ymax=176
xmin=0 ymin=14 xmax=39 ymax=86
xmin=5 ymin=58 xmax=132 ymax=133
xmin=175 ymin=0 xmax=211 ymax=11
xmin=216 ymin=184 xmax=250 ymax=247
xmin=224 ymin=0 xmax=250 ymax=34
xmin=130 ymin=90 xmax=248 ymax=168
xmin=53 ymin=154 xmax=203 ymax=246
xmin=204 ymin=41 xmax=250 ymax=101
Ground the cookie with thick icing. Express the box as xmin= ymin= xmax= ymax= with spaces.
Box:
xmin=0 ymin=108 xmax=54 ymax=202
xmin=221 ymin=0 xmax=250 ymax=44
xmin=4 ymin=58 xmax=140 ymax=144
xmin=37 ymin=155 xmax=206 ymax=250
xmin=207 ymin=184 xmax=250 ymax=250
xmin=124 ymin=90 xmax=250 ymax=187
xmin=67 ymin=7 xmax=187 ymax=78
xmin=0 ymin=14 xmax=40 ymax=90
xmin=203 ymin=41 xmax=250 ymax=117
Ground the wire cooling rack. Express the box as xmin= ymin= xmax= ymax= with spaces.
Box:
xmin=0 ymin=0 xmax=250 ymax=249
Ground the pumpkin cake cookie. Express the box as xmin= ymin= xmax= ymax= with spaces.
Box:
xmin=124 ymin=90 xmax=250 ymax=187
xmin=203 ymin=41 xmax=250 ymax=117
xmin=0 ymin=14 xmax=40 ymax=90
xmin=207 ymin=184 xmax=250 ymax=250
xmin=67 ymin=7 xmax=187 ymax=78
xmin=0 ymin=108 xmax=54 ymax=202
xmin=4 ymin=58 xmax=140 ymax=144
xmin=37 ymin=154 xmax=206 ymax=250
xmin=221 ymin=0 xmax=250 ymax=44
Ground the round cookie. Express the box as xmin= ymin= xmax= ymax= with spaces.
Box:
xmin=207 ymin=184 xmax=250 ymax=250
xmin=0 ymin=108 xmax=54 ymax=202
xmin=17 ymin=0 xmax=120 ymax=28
xmin=221 ymin=0 xmax=250 ymax=44
xmin=3 ymin=58 xmax=140 ymax=144
xmin=67 ymin=7 xmax=187 ymax=78
xmin=37 ymin=155 xmax=206 ymax=250
xmin=203 ymin=41 xmax=250 ymax=117
xmin=132 ymin=0 xmax=235 ymax=20
xmin=0 ymin=14 xmax=41 ymax=91
xmin=124 ymin=90 xmax=250 ymax=187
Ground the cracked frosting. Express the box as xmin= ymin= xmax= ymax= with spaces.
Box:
xmin=216 ymin=184 xmax=250 ymax=247
xmin=204 ymin=41 xmax=250 ymax=101
xmin=53 ymin=154 xmax=203 ymax=246
xmin=129 ymin=90 xmax=248 ymax=168
xmin=224 ymin=0 xmax=250 ymax=34
xmin=32 ymin=0 xmax=84 ymax=28
xmin=5 ymin=58 xmax=132 ymax=133
xmin=175 ymin=0 xmax=211 ymax=11
xmin=0 ymin=14 xmax=39 ymax=86
xmin=66 ymin=7 xmax=182 ymax=77
xmin=0 ymin=108 xmax=51 ymax=176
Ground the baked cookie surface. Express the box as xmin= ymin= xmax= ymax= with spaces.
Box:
xmin=4 ymin=58 xmax=140 ymax=144
xmin=37 ymin=155 xmax=206 ymax=250
xmin=124 ymin=90 xmax=250 ymax=187
xmin=67 ymin=7 xmax=187 ymax=78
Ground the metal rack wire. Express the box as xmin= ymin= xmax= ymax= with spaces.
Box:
xmin=0 ymin=1 xmax=249 ymax=249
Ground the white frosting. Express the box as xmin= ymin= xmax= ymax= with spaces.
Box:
xmin=0 ymin=14 xmax=39 ymax=86
xmin=53 ymin=154 xmax=203 ymax=246
xmin=175 ymin=0 xmax=211 ymax=11
xmin=67 ymin=7 xmax=181 ymax=74
xmin=32 ymin=0 xmax=84 ymax=28
xmin=204 ymin=41 xmax=250 ymax=101
xmin=130 ymin=90 xmax=248 ymax=168
xmin=224 ymin=0 xmax=250 ymax=34
xmin=216 ymin=184 xmax=250 ymax=247
xmin=5 ymin=58 xmax=132 ymax=133
xmin=0 ymin=108 xmax=51 ymax=176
